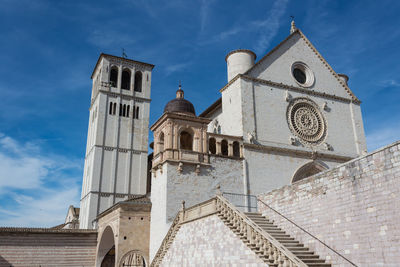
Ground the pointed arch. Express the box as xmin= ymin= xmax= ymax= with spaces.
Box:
xmin=292 ymin=161 xmax=328 ymax=183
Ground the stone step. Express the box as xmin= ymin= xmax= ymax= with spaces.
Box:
xmin=302 ymin=258 xmax=327 ymax=264
xmin=295 ymin=254 xmax=320 ymax=259
xmin=286 ymin=247 xmax=310 ymax=252
xmin=306 ymin=264 xmax=331 ymax=267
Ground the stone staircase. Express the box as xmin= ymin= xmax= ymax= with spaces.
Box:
xmin=244 ymin=212 xmax=331 ymax=267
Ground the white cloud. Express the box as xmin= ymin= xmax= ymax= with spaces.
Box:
xmin=0 ymin=134 xmax=82 ymax=227
xmin=163 ymin=61 xmax=192 ymax=76
xmin=199 ymin=0 xmax=215 ymax=32
xmin=366 ymin=123 xmax=400 ymax=152
xmin=198 ymin=0 xmax=288 ymax=52
xmin=252 ymin=0 xmax=289 ymax=54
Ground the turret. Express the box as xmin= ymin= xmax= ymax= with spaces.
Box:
xmin=225 ymin=49 xmax=256 ymax=82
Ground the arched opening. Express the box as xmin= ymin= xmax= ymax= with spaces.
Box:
xmin=292 ymin=161 xmax=328 ymax=183
xmin=158 ymin=132 xmax=165 ymax=153
xmin=97 ymin=226 xmax=115 ymax=267
xmin=134 ymin=71 xmax=142 ymax=92
xmin=221 ymin=140 xmax=228 ymax=156
xmin=120 ymin=250 xmax=147 ymax=267
xmin=136 ymin=106 xmax=139 ymax=119
xmin=209 ymin=138 xmax=216 ymax=154
xmin=233 ymin=141 xmax=240 ymax=157
xmin=110 ymin=67 xmax=118 ymax=87
xmin=180 ymin=131 xmax=193 ymax=150
xmin=121 ymin=69 xmax=131 ymax=90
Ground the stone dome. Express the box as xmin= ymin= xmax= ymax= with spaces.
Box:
xmin=164 ymin=86 xmax=195 ymax=115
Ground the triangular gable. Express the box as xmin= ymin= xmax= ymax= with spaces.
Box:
xmin=246 ymin=29 xmax=360 ymax=102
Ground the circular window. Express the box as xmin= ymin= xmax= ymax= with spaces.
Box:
xmin=287 ymin=98 xmax=326 ymax=145
xmin=291 ymin=62 xmax=314 ymax=87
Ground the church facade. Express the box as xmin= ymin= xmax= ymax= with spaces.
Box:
xmin=2 ymin=22 xmax=399 ymax=267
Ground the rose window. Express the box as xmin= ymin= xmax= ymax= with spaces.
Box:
xmin=287 ymin=98 xmax=326 ymax=144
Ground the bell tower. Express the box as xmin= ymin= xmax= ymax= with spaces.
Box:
xmin=79 ymin=53 xmax=154 ymax=229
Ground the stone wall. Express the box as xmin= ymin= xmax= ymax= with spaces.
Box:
xmin=160 ymin=215 xmax=265 ymax=266
xmin=258 ymin=141 xmax=400 ymax=266
xmin=150 ymin=155 xmax=244 ymax=260
xmin=0 ymin=228 xmax=97 ymax=267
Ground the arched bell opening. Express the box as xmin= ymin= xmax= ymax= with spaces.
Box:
xmin=292 ymin=161 xmax=328 ymax=183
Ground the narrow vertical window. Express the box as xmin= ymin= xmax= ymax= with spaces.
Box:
xmin=127 ymin=105 xmax=130 ymax=117
xmin=123 ymin=104 xmax=126 ymax=117
xmin=119 ymin=104 xmax=122 ymax=116
xmin=110 ymin=67 xmax=118 ymax=87
xmin=109 ymin=102 xmax=113 ymax=115
xmin=121 ymin=69 xmax=131 ymax=90
xmin=134 ymin=71 xmax=142 ymax=92
xmin=113 ymin=103 xmax=117 ymax=115
xmin=132 ymin=105 xmax=136 ymax=118
xmin=136 ymin=106 xmax=139 ymax=119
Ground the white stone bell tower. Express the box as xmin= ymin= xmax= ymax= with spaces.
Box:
xmin=79 ymin=53 xmax=154 ymax=229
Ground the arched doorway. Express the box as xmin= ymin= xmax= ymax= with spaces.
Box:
xmin=97 ymin=226 xmax=116 ymax=267
xmin=292 ymin=161 xmax=328 ymax=183
xmin=180 ymin=130 xmax=193 ymax=150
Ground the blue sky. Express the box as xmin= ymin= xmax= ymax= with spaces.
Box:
xmin=0 ymin=0 xmax=399 ymax=227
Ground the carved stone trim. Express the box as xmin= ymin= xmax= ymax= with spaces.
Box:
xmin=287 ymin=98 xmax=327 ymax=145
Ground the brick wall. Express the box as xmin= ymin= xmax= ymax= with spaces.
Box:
xmin=0 ymin=228 xmax=97 ymax=267
xmin=258 ymin=141 xmax=400 ymax=267
xmin=160 ymin=215 xmax=265 ymax=266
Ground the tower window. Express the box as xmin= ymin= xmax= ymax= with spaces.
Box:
xmin=119 ymin=104 xmax=122 ymax=116
xmin=127 ymin=105 xmax=130 ymax=117
xmin=109 ymin=102 xmax=113 ymax=115
xmin=121 ymin=69 xmax=131 ymax=90
xmin=113 ymin=103 xmax=116 ymax=115
xmin=134 ymin=71 xmax=142 ymax=92
xmin=110 ymin=67 xmax=118 ymax=87
xmin=135 ymin=106 xmax=139 ymax=119
xmin=123 ymin=104 xmax=126 ymax=117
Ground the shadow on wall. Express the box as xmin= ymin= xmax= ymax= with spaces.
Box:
xmin=0 ymin=255 xmax=11 ymax=266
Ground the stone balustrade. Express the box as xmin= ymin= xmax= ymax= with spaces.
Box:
xmin=150 ymin=195 xmax=308 ymax=267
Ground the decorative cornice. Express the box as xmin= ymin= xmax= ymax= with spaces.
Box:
xmin=86 ymin=145 xmax=146 ymax=159
xmin=90 ymin=87 xmax=151 ymax=109
xmin=244 ymin=142 xmax=355 ymax=162
xmin=150 ymin=112 xmax=211 ymax=131
xmin=91 ymin=53 xmax=155 ymax=79
xmin=220 ymin=30 xmax=360 ymax=104
xmin=297 ymin=30 xmax=360 ymax=103
xmin=221 ymin=74 xmax=358 ymax=104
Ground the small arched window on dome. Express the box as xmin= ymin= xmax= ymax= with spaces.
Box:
xmin=209 ymin=138 xmax=216 ymax=154
xmin=180 ymin=131 xmax=193 ymax=151
xmin=121 ymin=69 xmax=131 ymax=90
xmin=134 ymin=71 xmax=142 ymax=92
xmin=221 ymin=140 xmax=228 ymax=156
xmin=233 ymin=141 xmax=240 ymax=157
xmin=109 ymin=67 xmax=118 ymax=87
